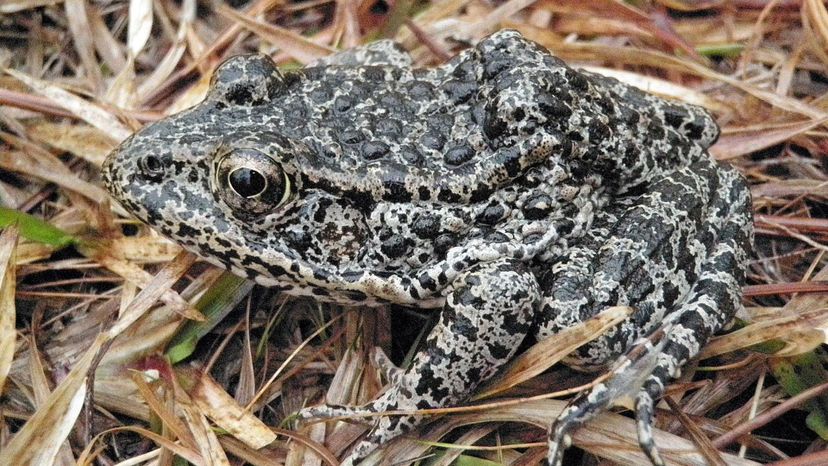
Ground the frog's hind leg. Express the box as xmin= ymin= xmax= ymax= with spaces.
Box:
xmin=632 ymin=209 xmax=751 ymax=464
xmin=298 ymin=258 xmax=540 ymax=464
xmin=550 ymin=217 xmax=750 ymax=465
xmin=537 ymin=161 xmax=752 ymax=465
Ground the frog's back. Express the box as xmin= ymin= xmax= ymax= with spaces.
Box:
xmin=257 ymin=31 xmax=718 ymax=204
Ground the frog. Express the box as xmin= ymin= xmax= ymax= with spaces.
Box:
xmin=102 ymin=30 xmax=753 ymax=465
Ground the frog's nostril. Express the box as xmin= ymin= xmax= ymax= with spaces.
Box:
xmin=139 ymin=155 xmax=166 ymax=181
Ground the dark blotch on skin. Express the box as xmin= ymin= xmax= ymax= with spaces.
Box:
xmin=588 ymin=119 xmax=611 ymax=141
xmin=437 ymin=189 xmax=462 ymax=203
xmin=443 ymin=79 xmax=478 ymax=104
xmin=380 ymin=235 xmax=411 ymax=258
xmin=444 ymin=145 xmax=475 ymax=166
xmin=537 ymin=93 xmax=572 ymax=119
xmin=361 ymin=141 xmax=390 ymax=160
xmin=477 ymin=203 xmax=506 ymax=225
xmin=523 ymin=193 xmax=554 ymax=220
xmin=412 ymin=214 xmax=440 ymax=239
xmin=420 ymin=131 xmax=445 ymax=150
xmin=647 ymin=121 xmax=666 ymax=140
xmin=433 ymin=234 xmax=455 ymax=258
xmin=383 ymin=177 xmax=413 ymax=202
xmin=340 ymin=129 xmax=364 ymax=144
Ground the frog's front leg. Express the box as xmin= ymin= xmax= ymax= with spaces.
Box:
xmin=298 ymin=258 xmax=540 ymax=464
xmin=538 ymin=160 xmax=752 ymax=465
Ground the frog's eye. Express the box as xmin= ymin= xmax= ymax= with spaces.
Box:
xmin=138 ymin=155 xmax=166 ymax=181
xmin=228 ymin=167 xmax=267 ymax=197
xmin=215 ymin=148 xmax=292 ymax=216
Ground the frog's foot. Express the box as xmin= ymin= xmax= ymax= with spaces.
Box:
xmin=299 ymin=258 xmax=540 ymax=464
xmin=547 ymin=326 xmax=671 ymax=466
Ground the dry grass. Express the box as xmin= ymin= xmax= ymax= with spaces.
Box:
xmin=1 ymin=1 xmax=827 ymax=465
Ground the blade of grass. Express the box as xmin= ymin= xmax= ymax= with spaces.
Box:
xmin=0 ymin=208 xmax=77 ymax=248
xmin=166 ymin=272 xmax=253 ymax=364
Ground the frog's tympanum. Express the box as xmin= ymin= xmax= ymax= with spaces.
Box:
xmin=103 ymin=30 xmax=753 ymax=465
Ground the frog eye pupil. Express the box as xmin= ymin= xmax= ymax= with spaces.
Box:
xmin=228 ymin=167 xmax=267 ymax=198
xmin=140 ymin=155 xmax=165 ymax=179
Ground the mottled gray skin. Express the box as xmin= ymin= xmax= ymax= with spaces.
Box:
xmin=103 ymin=30 xmax=753 ymax=465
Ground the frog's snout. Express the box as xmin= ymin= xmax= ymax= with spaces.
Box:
xmin=103 ymin=136 xmax=174 ymax=193
xmin=100 ymin=147 xmax=121 ymax=195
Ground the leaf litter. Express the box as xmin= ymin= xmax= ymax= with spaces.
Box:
xmin=1 ymin=1 xmax=827 ymax=465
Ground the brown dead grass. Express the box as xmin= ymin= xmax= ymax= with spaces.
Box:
xmin=1 ymin=1 xmax=828 ymax=465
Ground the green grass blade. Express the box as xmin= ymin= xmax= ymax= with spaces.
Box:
xmin=0 ymin=207 xmax=76 ymax=248
xmin=165 ymin=272 xmax=254 ymax=364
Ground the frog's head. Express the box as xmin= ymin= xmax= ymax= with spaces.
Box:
xmin=102 ymin=55 xmax=373 ymax=288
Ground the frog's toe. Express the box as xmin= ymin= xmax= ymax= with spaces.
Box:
xmin=636 ymin=384 xmax=665 ymax=466
xmin=547 ymin=328 xmax=668 ymax=465
xmin=546 ymin=428 xmax=571 ymax=466
xmin=295 ymin=403 xmax=375 ymax=420
xmin=371 ymin=347 xmax=403 ymax=385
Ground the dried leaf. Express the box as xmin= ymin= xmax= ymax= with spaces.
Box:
xmin=0 ymin=334 xmax=106 ymax=466
xmin=98 ymin=249 xmax=202 ymax=332
xmin=127 ymin=0 xmax=154 ymax=57
xmin=64 ymin=0 xmax=102 ymax=90
xmin=137 ymin=0 xmax=195 ymax=100
xmin=88 ymin=7 xmax=127 ymax=72
xmin=1 ymin=152 xmax=109 ymax=206
xmin=190 ymin=372 xmax=277 ymax=449
xmin=0 ymin=226 xmax=17 ymax=394
xmin=218 ymin=6 xmax=336 ymax=64
xmin=0 ymin=0 xmax=60 ymax=13
xmin=475 ymin=306 xmax=632 ymax=399
xmin=27 ymin=333 xmax=77 ymax=466
xmin=130 ymin=370 xmax=195 ymax=449
xmin=581 ymin=65 xmax=727 ymax=111
xmin=804 ymin=0 xmax=828 ymax=50
xmin=711 ymin=117 xmax=828 ymax=160
xmin=175 ymin=380 xmax=232 ymax=466
xmin=704 ymin=265 xmax=828 ymax=358
xmin=26 ymin=121 xmax=116 ymax=167
xmin=4 ymin=68 xmax=131 ymax=142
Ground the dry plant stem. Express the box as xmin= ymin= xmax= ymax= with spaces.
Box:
xmin=755 ymin=214 xmax=828 ymax=234
xmin=767 ymin=449 xmax=828 ymax=466
xmin=80 ymin=336 xmax=115 ymax=445
xmin=743 ymin=281 xmax=828 ymax=296
xmin=664 ymin=396 xmax=728 ymax=466
xmin=270 ymin=427 xmax=339 ymax=466
xmin=712 ymin=380 xmax=828 ymax=449
xmin=403 ymin=19 xmax=451 ymax=61
xmin=741 ymin=368 xmax=767 ymax=459
xmin=0 ymin=89 xmax=161 ymax=123
xmin=0 ymin=89 xmax=76 ymax=119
